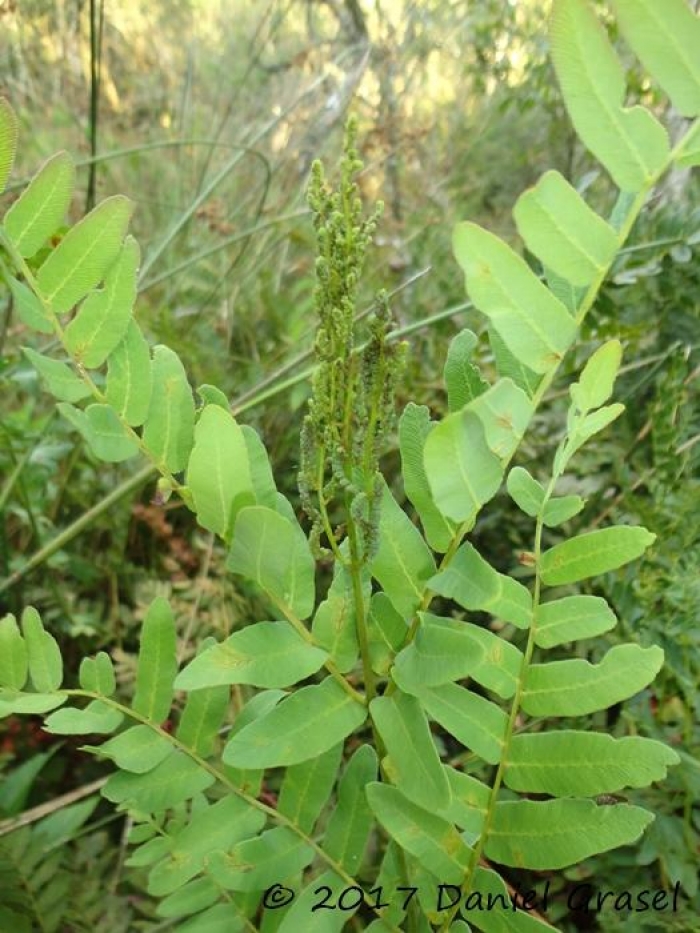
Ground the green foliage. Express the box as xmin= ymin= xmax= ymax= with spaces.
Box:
xmin=0 ymin=1 xmax=698 ymax=930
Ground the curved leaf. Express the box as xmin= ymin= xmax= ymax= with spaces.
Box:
xmin=424 ymin=409 xmax=503 ymax=524
xmin=610 ymin=0 xmax=700 ymax=118
xmin=222 ymin=677 xmax=366 ymax=769
xmin=371 ymin=691 xmax=451 ymax=810
xmin=21 ymin=607 xmax=62 ymax=692
xmin=513 ymin=170 xmax=618 ymax=287
xmin=0 ymin=615 xmax=28 ymax=691
xmin=227 ymin=505 xmax=316 ymax=620
xmin=4 ymin=151 xmax=74 ymax=258
xmin=370 ymin=480 xmax=436 ymax=618
xmin=103 ymin=750 xmax=215 ymax=812
xmin=486 ymin=798 xmax=654 ymax=869
xmin=105 ymin=320 xmax=152 ymax=426
xmin=174 ymin=621 xmax=327 ymax=691
xmin=550 ymin=0 xmax=669 ymax=191
xmin=132 ymin=597 xmax=177 ymax=723
xmin=540 ymin=525 xmax=656 ymax=585
xmin=535 ymin=594 xmax=617 ymax=648
xmin=45 ymin=699 xmax=123 ymax=735
xmin=453 ymin=222 xmax=577 ymax=373
xmin=0 ymin=98 xmax=18 ymax=194
xmin=522 ymin=644 xmax=664 ymax=716
xmin=428 ymin=542 xmax=532 ymax=629
xmin=57 ymin=402 xmax=139 ymax=462
xmin=93 ymin=724 xmax=172 ymax=773
xmin=63 ymin=236 xmax=138 ymax=367
xmin=142 ymin=345 xmax=195 ymax=473
xmin=366 ymin=783 xmax=472 ymax=884
xmin=443 ymin=329 xmax=488 ymax=411
xmin=420 ymin=683 xmax=508 ymax=766
xmin=23 ymin=347 xmax=90 ymax=403
xmin=186 ymin=404 xmax=255 ymax=539
xmin=399 ymin=403 xmax=455 ymax=552
xmin=505 ymin=731 xmax=680 ymax=796
xmin=36 ymin=195 xmax=133 ymax=313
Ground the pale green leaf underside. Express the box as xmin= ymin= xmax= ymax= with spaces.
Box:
xmin=103 ymin=751 xmax=215 ymax=811
xmin=176 ymin=681 xmax=229 ymax=757
xmin=132 ymin=597 xmax=177 ymax=723
xmin=572 ymin=339 xmax=622 ymax=413
xmin=147 ymin=795 xmax=265 ymax=897
xmin=0 ymin=690 xmax=66 ymax=718
xmin=506 ymin=466 xmax=544 ymax=517
xmin=4 ymin=151 xmax=74 ymax=258
xmin=45 ymin=699 xmax=123 ymax=735
xmin=610 ymin=0 xmax=700 ymax=117
xmin=186 ymin=404 xmax=255 ymax=539
xmin=8 ymin=276 xmax=53 ymax=333
xmin=79 ymin=651 xmax=116 ymax=695
xmin=222 ymin=678 xmax=366 ymax=768
xmin=227 ymin=505 xmax=316 ymax=620
xmin=513 ymin=170 xmax=618 ymax=287
xmin=175 ymin=621 xmax=327 ymax=690
xmin=23 ymin=347 xmax=90 ymax=402
xmin=540 ymin=525 xmax=656 ymax=585
xmin=105 ymin=320 xmax=153 ymax=426
xmin=142 ymin=344 xmax=195 ymax=473
xmin=424 ymin=409 xmax=502 ymax=524
xmin=93 ymin=724 xmax=172 ymax=773
xmin=470 ymin=866 xmax=555 ymax=932
xmin=394 ymin=615 xmax=522 ymax=699
xmin=420 ymin=682 xmax=508 ymax=765
xmin=441 ymin=767 xmax=490 ymax=838
xmin=393 ymin=616 xmax=482 ymax=691
xmin=58 ymin=402 xmax=140 ymax=462
xmin=522 ymin=643 xmax=664 ymax=716
xmin=208 ymin=826 xmax=314 ymax=892
xmin=63 ymin=235 xmax=139 ymax=367
xmin=0 ymin=615 xmax=28 ymax=691
xmin=371 ymin=691 xmax=451 ymax=811
xmin=542 ymin=494 xmax=584 ymax=527
xmin=469 ymin=378 xmax=534 ymax=461
xmin=36 ymin=195 xmax=133 ymax=313
xmin=550 ymin=0 xmax=670 ymax=191
xmin=312 ymin=561 xmax=361 ymax=673
xmin=278 ymin=742 xmax=342 ymax=833
xmin=22 ymin=606 xmax=62 ymax=692
xmin=428 ymin=541 xmax=532 ymax=629
xmin=443 ymin=328 xmax=488 ymax=412
xmin=366 ymin=783 xmax=472 ymax=885
xmin=399 ymin=403 xmax=455 ymax=552
xmin=324 ymin=745 xmax=378 ymax=872
xmin=505 ymin=731 xmax=680 ymax=796
xmin=0 ymin=99 xmax=18 ymax=194
xmin=535 ymin=594 xmax=617 ymax=648
xmin=370 ymin=480 xmax=436 ymax=618
xmin=486 ymin=798 xmax=654 ymax=869
xmin=453 ymin=222 xmax=577 ymax=373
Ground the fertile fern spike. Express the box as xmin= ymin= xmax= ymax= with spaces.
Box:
xmin=0 ymin=0 xmax=697 ymax=930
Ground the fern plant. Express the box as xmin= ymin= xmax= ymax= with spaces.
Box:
xmin=1 ymin=1 xmax=699 ymax=930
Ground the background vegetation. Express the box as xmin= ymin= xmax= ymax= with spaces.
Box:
xmin=0 ymin=1 xmax=698 ymax=930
